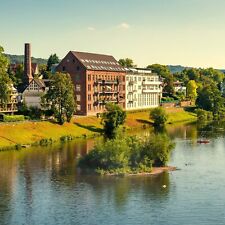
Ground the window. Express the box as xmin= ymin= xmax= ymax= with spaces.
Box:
xmin=88 ymin=75 xmax=91 ymax=81
xmin=88 ymin=84 xmax=91 ymax=91
xmin=75 ymin=74 xmax=80 ymax=82
xmin=77 ymin=105 xmax=81 ymax=111
xmin=76 ymin=94 xmax=81 ymax=101
xmin=88 ymin=94 xmax=91 ymax=101
xmin=77 ymin=66 xmax=80 ymax=71
xmin=75 ymin=84 xmax=81 ymax=92
xmin=138 ymin=77 xmax=141 ymax=81
xmin=62 ymin=66 xmax=66 ymax=71
xmin=88 ymin=104 xmax=91 ymax=110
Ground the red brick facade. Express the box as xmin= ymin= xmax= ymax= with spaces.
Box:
xmin=56 ymin=51 xmax=126 ymax=116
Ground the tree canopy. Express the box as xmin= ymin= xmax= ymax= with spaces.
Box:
xmin=47 ymin=54 xmax=60 ymax=71
xmin=118 ymin=58 xmax=136 ymax=68
xmin=42 ymin=72 xmax=76 ymax=124
xmin=102 ymin=103 xmax=126 ymax=139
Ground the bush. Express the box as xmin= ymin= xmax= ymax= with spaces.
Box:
xmin=79 ymin=133 xmax=175 ymax=174
xmin=2 ymin=115 xmax=25 ymax=122
xmin=150 ymin=107 xmax=168 ymax=126
xmin=195 ymin=109 xmax=213 ymax=121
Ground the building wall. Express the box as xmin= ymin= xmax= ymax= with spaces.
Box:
xmin=57 ymin=52 xmax=126 ymax=116
xmin=56 ymin=52 xmax=87 ymax=115
xmin=85 ymin=70 xmax=126 ymax=115
xmin=125 ymin=70 xmax=162 ymax=110
xmin=22 ymin=80 xmax=46 ymax=108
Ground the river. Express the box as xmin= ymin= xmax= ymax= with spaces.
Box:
xmin=0 ymin=121 xmax=225 ymax=225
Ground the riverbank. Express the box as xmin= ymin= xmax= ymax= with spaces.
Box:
xmin=0 ymin=107 xmax=196 ymax=150
xmin=104 ymin=166 xmax=177 ymax=176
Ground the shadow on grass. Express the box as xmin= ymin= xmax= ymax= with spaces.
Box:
xmin=136 ymin=119 xmax=154 ymax=125
xmin=74 ymin=122 xmax=103 ymax=133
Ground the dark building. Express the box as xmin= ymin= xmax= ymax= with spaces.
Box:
xmin=24 ymin=43 xmax=33 ymax=84
xmin=56 ymin=51 xmax=126 ymax=116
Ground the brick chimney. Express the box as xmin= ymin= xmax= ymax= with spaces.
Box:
xmin=24 ymin=43 xmax=33 ymax=84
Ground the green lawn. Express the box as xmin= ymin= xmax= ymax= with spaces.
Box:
xmin=0 ymin=107 xmax=197 ymax=149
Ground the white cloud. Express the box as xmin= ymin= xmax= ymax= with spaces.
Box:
xmin=118 ymin=22 xmax=131 ymax=29
xmin=87 ymin=27 xmax=96 ymax=31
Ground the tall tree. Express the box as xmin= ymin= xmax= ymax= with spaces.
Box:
xmin=196 ymin=84 xmax=224 ymax=115
xmin=147 ymin=64 xmax=170 ymax=79
xmin=47 ymin=54 xmax=60 ymax=71
xmin=0 ymin=46 xmax=11 ymax=105
xmin=102 ymin=103 xmax=126 ymax=139
xmin=186 ymin=80 xmax=197 ymax=102
xmin=42 ymin=72 xmax=76 ymax=124
xmin=118 ymin=58 xmax=136 ymax=68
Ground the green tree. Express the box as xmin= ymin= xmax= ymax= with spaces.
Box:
xmin=164 ymin=74 xmax=175 ymax=95
xmin=0 ymin=46 xmax=11 ymax=105
xmin=42 ymin=72 xmax=76 ymax=124
xmin=102 ymin=103 xmax=126 ymax=139
xmin=47 ymin=54 xmax=60 ymax=71
xmin=147 ymin=64 xmax=170 ymax=79
xmin=196 ymin=84 xmax=224 ymax=115
xmin=0 ymin=73 xmax=12 ymax=105
xmin=0 ymin=46 xmax=9 ymax=74
xmin=150 ymin=107 xmax=168 ymax=126
xmin=142 ymin=134 xmax=175 ymax=166
xmin=186 ymin=80 xmax=197 ymax=102
xmin=118 ymin=58 xmax=136 ymax=68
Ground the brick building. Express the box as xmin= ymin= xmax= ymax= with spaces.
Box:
xmin=56 ymin=51 xmax=126 ymax=115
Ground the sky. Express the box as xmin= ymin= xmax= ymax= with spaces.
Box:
xmin=1 ymin=0 xmax=225 ymax=68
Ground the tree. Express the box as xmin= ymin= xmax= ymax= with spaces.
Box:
xmin=42 ymin=72 xmax=76 ymax=124
xmin=163 ymin=74 xmax=175 ymax=95
xmin=0 ymin=46 xmax=11 ymax=105
xmin=118 ymin=58 xmax=136 ymax=68
xmin=47 ymin=54 xmax=60 ymax=71
xmin=0 ymin=73 xmax=12 ymax=105
xmin=102 ymin=103 xmax=126 ymax=139
xmin=147 ymin=64 xmax=170 ymax=79
xmin=186 ymin=80 xmax=197 ymax=102
xmin=150 ymin=107 xmax=168 ymax=126
xmin=142 ymin=134 xmax=175 ymax=166
xmin=196 ymin=84 xmax=224 ymax=115
xmin=0 ymin=46 xmax=9 ymax=74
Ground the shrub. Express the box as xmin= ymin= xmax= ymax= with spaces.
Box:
xmin=150 ymin=107 xmax=168 ymax=126
xmin=2 ymin=115 xmax=25 ymax=122
xmin=195 ymin=109 xmax=213 ymax=121
xmin=79 ymin=133 xmax=175 ymax=174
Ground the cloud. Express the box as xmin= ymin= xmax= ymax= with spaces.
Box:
xmin=118 ymin=22 xmax=131 ymax=29
xmin=87 ymin=27 xmax=96 ymax=31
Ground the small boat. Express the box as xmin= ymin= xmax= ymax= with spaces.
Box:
xmin=197 ymin=139 xmax=210 ymax=144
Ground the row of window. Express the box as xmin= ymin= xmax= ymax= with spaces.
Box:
xmin=126 ymin=76 xmax=159 ymax=82
xmin=87 ymin=74 xmax=125 ymax=82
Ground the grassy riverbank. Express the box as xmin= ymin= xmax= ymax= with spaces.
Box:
xmin=0 ymin=107 xmax=196 ymax=150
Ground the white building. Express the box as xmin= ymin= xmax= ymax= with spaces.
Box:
xmin=0 ymin=84 xmax=18 ymax=114
xmin=22 ymin=79 xmax=50 ymax=108
xmin=125 ymin=68 xmax=162 ymax=110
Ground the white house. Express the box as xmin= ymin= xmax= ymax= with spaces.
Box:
xmin=125 ymin=68 xmax=162 ymax=110
xmin=22 ymin=79 xmax=50 ymax=108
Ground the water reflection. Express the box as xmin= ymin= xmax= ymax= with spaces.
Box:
xmin=0 ymin=121 xmax=225 ymax=225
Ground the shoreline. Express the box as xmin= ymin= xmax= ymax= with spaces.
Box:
xmin=0 ymin=108 xmax=197 ymax=151
xmin=105 ymin=166 xmax=177 ymax=176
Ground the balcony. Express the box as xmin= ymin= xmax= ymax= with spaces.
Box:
xmin=95 ymin=79 xmax=119 ymax=85
xmin=142 ymin=80 xmax=162 ymax=85
xmin=142 ymin=89 xmax=161 ymax=93
xmin=128 ymin=80 xmax=137 ymax=85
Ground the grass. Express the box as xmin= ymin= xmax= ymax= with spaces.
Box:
xmin=0 ymin=107 xmax=197 ymax=149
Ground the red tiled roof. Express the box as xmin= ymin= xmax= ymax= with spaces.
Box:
xmin=71 ymin=51 xmax=125 ymax=72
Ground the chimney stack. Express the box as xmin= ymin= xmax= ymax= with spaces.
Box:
xmin=24 ymin=43 xmax=33 ymax=84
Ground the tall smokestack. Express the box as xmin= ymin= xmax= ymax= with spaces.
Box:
xmin=24 ymin=43 xmax=33 ymax=84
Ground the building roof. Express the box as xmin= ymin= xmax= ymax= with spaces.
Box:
xmin=71 ymin=51 xmax=126 ymax=72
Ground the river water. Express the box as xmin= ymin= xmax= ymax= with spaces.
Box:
xmin=0 ymin=121 xmax=225 ymax=225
